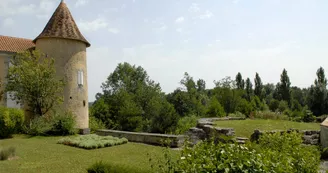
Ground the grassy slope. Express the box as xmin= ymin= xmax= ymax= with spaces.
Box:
xmin=215 ymin=119 xmax=320 ymax=137
xmin=0 ymin=135 xmax=170 ymax=173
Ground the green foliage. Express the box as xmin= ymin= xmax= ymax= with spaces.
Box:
xmin=0 ymin=147 xmax=16 ymax=161
xmin=156 ymin=132 xmax=320 ymax=172
xmin=235 ymin=72 xmax=245 ymax=90
xmin=268 ymin=99 xmax=279 ymax=112
xmin=24 ymin=110 xmax=76 ymax=136
xmin=228 ymin=111 xmax=246 ymax=119
xmin=206 ymin=97 xmax=225 ymax=117
xmin=5 ymin=50 xmax=65 ymax=116
xmin=96 ymin=62 xmax=178 ymax=133
xmin=250 ymin=96 xmax=265 ymax=111
xmin=87 ymin=161 xmax=144 ymax=173
xmin=58 ymin=134 xmax=128 ymax=149
xmin=174 ymin=115 xmax=198 ymax=134
xmin=89 ymin=116 xmax=106 ymax=133
xmin=274 ymin=68 xmax=291 ymax=103
xmin=0 ymin=79 xmax=3 ymax=101
xmin=253 ymin=111 xmax=289 ymax=120
xmin=0 ymin=107 xmax=25 ymax=138
xmin=245 ymin=78 xmax=253 ymax=101
xmin=308 ymin=67 xmax=328 ymax=116
xmin=277 ymin=100 xmax=289 ymax=112
xmin=236 ymin=98 xmax=253 ymax=116
xmin=254 ymin=72 xmax=263 ymax=98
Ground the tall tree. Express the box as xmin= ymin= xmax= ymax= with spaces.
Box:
xmin=197 ymin=79 xmax=206 ymax=92
xmin=245 ymin=78 xmax=253 ymax=101
xmin=235 ymin=72 xmax=245 ymax=90
xmin=254 ymin=73 xmax=263 ymax=98
xmin=307 ymin=67 xmax=327 ymax=116
xmin=6 ymin=50 xmax=65 ymax=116
xmin=275 ymin=69 xmax=291 ymax=103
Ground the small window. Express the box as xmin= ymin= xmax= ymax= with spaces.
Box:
xmin=77 ymin=70 xmax=83 ymax=87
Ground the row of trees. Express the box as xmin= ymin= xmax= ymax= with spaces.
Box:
xmin=91 ymin=61 xmax=328 ymax=133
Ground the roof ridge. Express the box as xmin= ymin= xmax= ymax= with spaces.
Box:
xmin=0 ymin=35 xmax=33 ymax=41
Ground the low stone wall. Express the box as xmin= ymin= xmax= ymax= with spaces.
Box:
xmin=96 ymin=129 xmax=185 ymax=148
xmin=250 ymin=129 xmax=320 ymax=145
xmin=186 ymin=118 xmax=235 ymax=145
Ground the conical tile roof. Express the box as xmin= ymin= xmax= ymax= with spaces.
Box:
xmin=33 ymin=1 xmax=90 ymax=47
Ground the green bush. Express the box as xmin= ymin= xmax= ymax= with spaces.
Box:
xmin=228 ymin=111 xmax=246 ymax=119
xmin=87 ymin=161 xmax=141 ymax=173
xmin=24 ymin=110 xmax=76 ymax=136
xmin=0 ymin=107 xmax=25 ymax=138
xmin=253 ymin=111 xmax=289 ymax=120
xmin=174 ymin=115 xmax=198 ymax=134
xmin=0 ymin=146 xmax=16 ymax=161
xmin=206 ymin=97 xmax=225 ymax=117
xmin=89 ymin=116 xmax=107 ymax=133
xmin=156 ymin=132 xmax=320 ymax=172
xmin=58 ymin=134 xmax=128 ymax=149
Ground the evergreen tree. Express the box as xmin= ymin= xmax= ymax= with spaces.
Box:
xmin=308 ymin=67 xmax=327 ymax=116
xmin=275 ymin=69 xmax=291 ymax=103
xmin=245 ymin=78 xmax=253 ymax=101
xmin=254 ymin=73 xmax=263 ymax=98
xmin=235 ymin=72 xmax=245 ymax=90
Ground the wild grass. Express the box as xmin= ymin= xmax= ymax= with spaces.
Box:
xmin=0 ymin=147 xmax=16 ymax=161
xmin=57 ymin=134 xmax=128 ymax=149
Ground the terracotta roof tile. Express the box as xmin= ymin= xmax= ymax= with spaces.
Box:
xmin=33 ymin=1 xmax=90 ymax=47
xmin=0 ymin=35 xmax=35 ymax=53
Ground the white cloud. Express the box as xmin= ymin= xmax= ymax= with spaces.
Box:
xmin=78 ymin=18 xmax=108 ymax=32
xmin=175 ymin=16 xmax=185 ymax=23
xmin=198 ymin=10 xmax=213 ymax=19
xmin=75 ymin=0 xmax=89 ymax=7
xmin=176 ymin=28 xmax=183 ymax=33
xmin=3 ymin=18 xmax=14 ymax=27
xmin=189 ymin=3 xmax=200 ymax=12
xmin=108 ymin=28 xmax=120 ymax=34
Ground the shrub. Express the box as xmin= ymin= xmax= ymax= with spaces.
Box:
xmin=206 ymin=97 xmax=225 ymax=117
xmin=58 ymin=134 xmax=128 ymax=149
xmin=236 ymin=98 xmax=253 ymax=117
xmin=228 ymin=111 xmax=246 ymax=119
xmin=0 ymin=147 xmax=16 ymax=161
xmin=268 ymin=99 xmax=280 ymax=111
xmin=155 ymin=132 xmax=321 ymax=172
xmin=174 ymin=115 xmax=198 ymax=134
xmin=24 ymin=110 xmax=77 ymax=136
xmin=253 ymin=111 xmax=289 ymax=120
xmin=89 ymin=116 xmax=106 ymax=133
xmin=0 ymin=107 xmax=24 ymax=138
xmin=47 ymin=111 xmax=77 ymax=136
xmin=87 ymin=161 xmax=140 ymax=173
xmin=277 ymin=100 xmax=289 ymax=112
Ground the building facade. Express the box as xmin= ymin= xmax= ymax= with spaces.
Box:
xmin=0 ymin=0 xmax=90 ymax=133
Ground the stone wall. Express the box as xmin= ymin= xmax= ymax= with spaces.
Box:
xmin=96 ymin=129 xmax=185 ymax=148
xmin=186 ymin=117 xmax=235 ymax=145
xmin=250 ymin=129 xmax=320 ymax=145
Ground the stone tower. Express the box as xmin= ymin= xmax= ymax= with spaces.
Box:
xmin=33 ymin=0 xmax=91 ymax=133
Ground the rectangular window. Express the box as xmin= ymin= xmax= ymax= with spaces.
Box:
xmin=77 ymin=70 xmax=83 ymax=87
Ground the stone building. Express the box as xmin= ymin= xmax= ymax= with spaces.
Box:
xmin=0 ymin=0 xmax=90 ymax=133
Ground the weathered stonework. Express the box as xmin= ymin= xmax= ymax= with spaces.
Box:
xmin=35 ymin=38 xmax=89 ymax=130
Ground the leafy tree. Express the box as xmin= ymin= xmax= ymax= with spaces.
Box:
xmin=263 ymin=83 xmax=275 ymax=104
xmin=235 ymin=72 xmax=245 ymax=90
xmin=245 ymin=78 xmax=253 ymax=101
xmin=196 ymin=79 xmax=206 ymax=92
xmin=291 ymin=86 xmax=307 ymax=106
xmin=98 ymin=62 xmax=177 ymax=133
xmin=254 ymin=73 xmax=263 ymax=98
xmin=307 ymin=67 xmax=328 ymax=116
xmin=206 ymin=97 xmax=225 ymax=117
xmin=5 ymin=50 xmax=65 ymax=116
xmin=275 ymin=69 xmax=291 ymax=103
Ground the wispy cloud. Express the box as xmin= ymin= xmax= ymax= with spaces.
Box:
xmin=198 ymin=10 xmax=213 ymax=19
xmin=189 ymin=3 xmax=200 ymax=12
xmin=75 ymin=0 xmax=89 ymax=7
xmin=175 ymin=16 xmax=185 ymax=23
xmin=78 ymin=18 xmax=108 ymax=32
xmin=108 ymin=28 xmax=120 ymax=34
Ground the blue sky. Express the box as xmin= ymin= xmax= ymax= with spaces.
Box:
xmin=1 ymin=0 xmax=328 ymax=101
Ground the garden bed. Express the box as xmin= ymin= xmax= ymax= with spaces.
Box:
xmin=57 ymin=134 xmax=128 ymax=149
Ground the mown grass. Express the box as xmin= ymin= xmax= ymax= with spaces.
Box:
xmin=215 ymin=119 xmax=320 ymax=137
xmin=0 ymin=135 xmax=171 ymax=173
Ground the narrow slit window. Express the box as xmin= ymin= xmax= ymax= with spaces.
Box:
xmin=77 ymin=70 xmax=83 ymax=87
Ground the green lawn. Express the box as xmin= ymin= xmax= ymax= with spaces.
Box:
xmin=215 ymin=119 xmax=320 ymax=137
xmin=0 ymin=135 xmax=171 ymax=173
